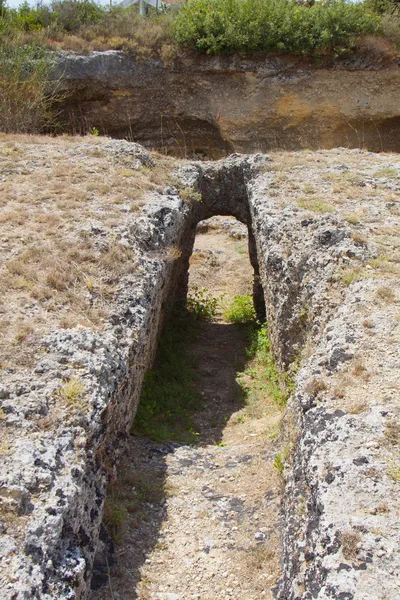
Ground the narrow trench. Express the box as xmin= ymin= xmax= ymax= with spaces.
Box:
xmin=91 ymin=217 xmax=282 ymax=600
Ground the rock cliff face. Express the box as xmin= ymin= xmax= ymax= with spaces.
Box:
xmin=1 ymin=139 xmax=399 ymax=599
xmin=56 ymin=51 xmax=400 ymax=155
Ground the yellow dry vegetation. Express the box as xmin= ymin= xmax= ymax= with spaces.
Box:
xmin=0 ymin=134 xmax=177 ymax=369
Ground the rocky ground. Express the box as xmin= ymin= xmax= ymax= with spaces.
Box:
xmin=0 ymin=137 xmax=399 ymax=600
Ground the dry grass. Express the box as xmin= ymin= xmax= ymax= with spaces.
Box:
xmin=347 ymin=400 xmax=367 ymax=414
xmin=305 ymin=377 xmax=328 ymax=396
xmin=351 ymin=358 xmax=370 ymax=381
xmin=384 ymin=422 xmax=400 ymax=447
xmin=5 ymin=12 xmax=178 ymax=63
xmin=244 ymin=543 xmax=279 ymax=574
xmin=57 ymin=376 xmax=86 ymax=408
xmin=376 ymin=286 xmax=397 ymax=303
xmin=341 ymin=530 xmax=361 ymax=561
xmin=333 ymin=374 xmax=355 ymax=399
xmin=352 ymin=232 xmax=368 ymax=246
xmin=296 ymin=197 xmax=334 ymax=214
xmin=0 ymin=134 xmax=177 ymax=369
xmin=267 ymin=150 xmax=400 ymax=294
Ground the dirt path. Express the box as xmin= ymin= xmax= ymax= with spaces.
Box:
xmin=91 ymin=218 xmax=282 ymax=600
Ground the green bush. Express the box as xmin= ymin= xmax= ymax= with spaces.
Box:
xmin=365 ymin=0 xmax=400 ymax=14
xmin=223 ymin=294 xmax=256 ymax=323
xmin=0 ymin=0 xmax=106 ymax=34
xmin=50 ymin=0 xmax=105 ymax=32
xmin=173 ymin=0 xmax=382 ymax=55
xmin=132 ymin=321 xmax=201 ymax=442
xmin=0 ymin=1 xmax=55 ymax=33
xmin=0 ymin=41 xmax=58 ymax=133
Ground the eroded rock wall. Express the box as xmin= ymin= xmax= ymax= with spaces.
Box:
xmin=0 ymin=157 xmax=196 ymax=599
xmin=56 ymin=52 xmax=400 ymax=155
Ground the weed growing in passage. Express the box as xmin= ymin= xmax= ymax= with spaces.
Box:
xmin=245 ymin=324 xmax=294 ymax=408
xmin=273 ymin=453 xmax=284 ymax=475
xmin=0 ymin=41 xmax=61 ymax=133
xmin=187 ymin=286 xmax=219 ymax=320
xmin=103 ymin=495 xmax=127 ymax=542
xmin=132 ymin=317 xmax=201 ymax=443
xmin=223 ymin=295 xmax=256 ymax=324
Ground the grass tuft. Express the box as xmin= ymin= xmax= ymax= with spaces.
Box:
xmin=341 ymin=530 xmax=361 ymax=561
xmin=341 ymin=267 xmax=365 ymax=287
xmin=223 ymin=294 xmax=256 ymax=324
xmin=238 ymin=324 xmax=294 ymax=408
xmin=57 ymin=375 xmax=86 ymax=408
xmin=372 ymin=167 xmax=398 ymax=178
xmin=376 ymin=286 xmax=397 ymax=303
xmin=297 ymin=198 xmax=335 ymax=214
xmin=132 ymin=317 xmax=201 ymax=443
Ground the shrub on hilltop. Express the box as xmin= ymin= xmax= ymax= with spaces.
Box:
xmin=173 ymin=0 xmax=383 ymax=55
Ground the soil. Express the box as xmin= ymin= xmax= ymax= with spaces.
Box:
xmin=91 ymin=217 xmax=282 ymax=600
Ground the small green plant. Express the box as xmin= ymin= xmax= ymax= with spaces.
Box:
xmin=234 ymin=242 xmax=247 ymax=255
xmin=132 ymin=318 xmax=201 ymax=442
xmin=57 ymin=375 xmax=86 ymax=408
xmin=89 ymin=126 xmax=99 ymax=136
xmin=177 ymin=184 xmax=202 ymax=203
xmin=344 ymin=213 xmax=361 ymax=225
xmin=187 ymin=286 xmax=219 ymax=319
xmin=223 ymin=294 xmax=256 ymax=324
xmin=273 ymin=453 xmax=284 ymax=474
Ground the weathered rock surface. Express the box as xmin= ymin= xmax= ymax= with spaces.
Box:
xmin=0 ymin=139 xmax=399 ymax=599
xmin=55 ymin=51 xmax=400 ymax=155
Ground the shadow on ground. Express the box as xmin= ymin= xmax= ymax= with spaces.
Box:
xmin=90 ymin=318 xmax=252 ymax=599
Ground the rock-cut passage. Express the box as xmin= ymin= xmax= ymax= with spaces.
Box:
xmin=91 ymin=216 xmax=283 ymax=600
